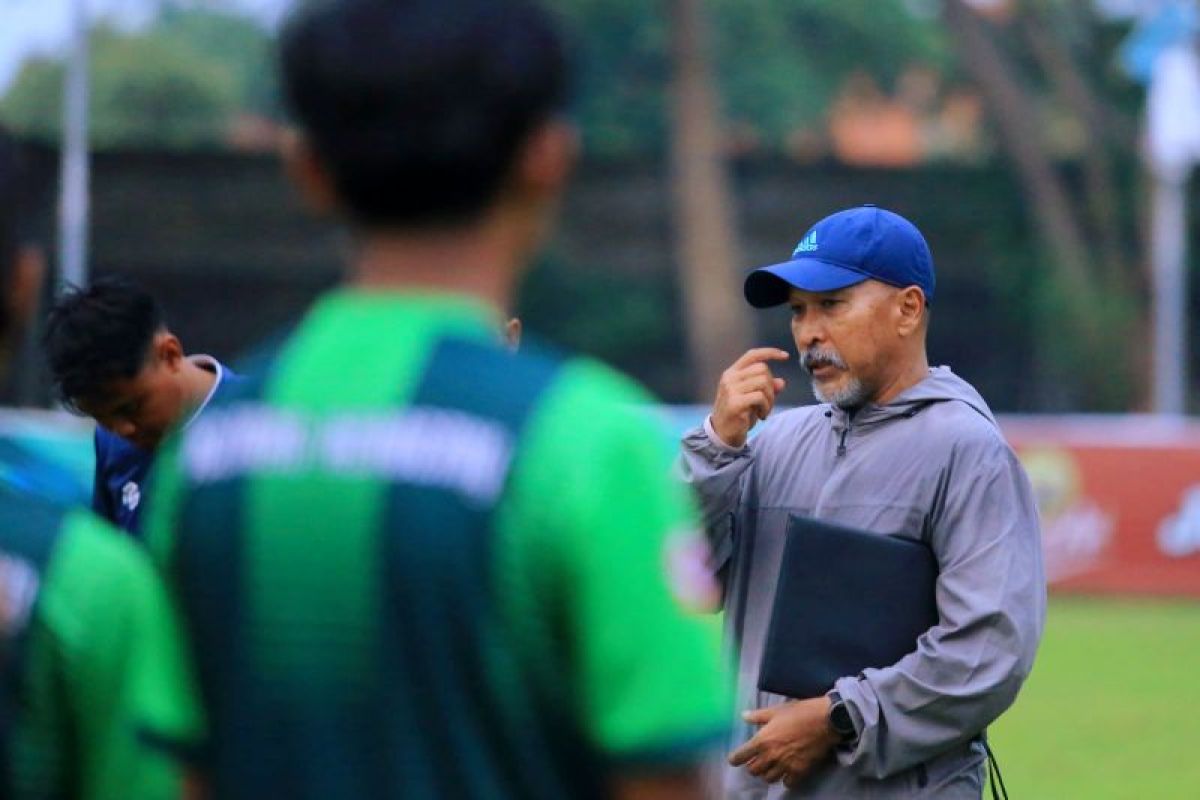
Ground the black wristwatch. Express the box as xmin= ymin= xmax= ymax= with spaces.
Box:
xmin=826 ymin=690 xmax=857 ymax=744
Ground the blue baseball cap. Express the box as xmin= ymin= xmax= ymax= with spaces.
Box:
xmin=743 ymin=205 xmax=935 ymax=308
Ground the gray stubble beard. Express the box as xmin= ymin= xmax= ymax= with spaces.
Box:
xmin=800 ymin=346 xmax=871 ymax=408
xmin=812 ymin=376 xmax=870 ymax=408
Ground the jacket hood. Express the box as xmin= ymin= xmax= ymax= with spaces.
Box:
xmin=828 ymin=366 xmax=997 ymax=430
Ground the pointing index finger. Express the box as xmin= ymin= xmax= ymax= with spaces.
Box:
xmin=733 ymin=348 xmax=791 ymax=369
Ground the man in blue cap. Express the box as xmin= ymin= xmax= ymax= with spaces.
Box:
xmin=680 ymin=206 xmax=1046 ymax=797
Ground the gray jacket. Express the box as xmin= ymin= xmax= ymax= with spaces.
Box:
xmin=680 ymin=367 xmax=1045 ymax=798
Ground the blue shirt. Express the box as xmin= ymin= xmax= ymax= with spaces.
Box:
xmin=93 ymin=357 xmax=238 ymax=536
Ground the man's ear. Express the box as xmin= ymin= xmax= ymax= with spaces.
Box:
xmin=896 ymin=286 xmax=926 ymax=337
xmin=510 ymin=118 xmax=578 ymax=205
xmin=281 ymin=129 xmax=339 ymax=216
xmin=155 ymin=332 xmax=185 ymax=370
xmin=503 ymin=317 xmax=522 ymax=352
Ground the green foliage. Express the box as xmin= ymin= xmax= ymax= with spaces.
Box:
xmin=549 ymin=0 xmax=949 ymax=155
xmin=155 ymin=3 xmax=281 ymax=120
xmin=0 ymin=56 xmax=63 ymax=143
xmin=88 ymin=27 xmax=239 ymax=148
xmin=0 ymin=0 xmax=960 ymax=155
xmin=710 ymin=0 xmax=950 ymax=145
xmin=547 ymin=0 xmax=673 ymax=157
xmin=0 ymin=7 xmax=275 ymax=149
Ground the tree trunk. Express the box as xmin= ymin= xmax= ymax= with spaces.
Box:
xmin=943 ymin=0 xmax=1095 ymax=301
xmin=667 ymin=0 xmax=753 ymax=402
xmin=942 ymin=0 xmax=1144 ymax=409
xmin=1016 ymin=5 xmax=1130 ymax=294
xmin=1013 ymin=1 xmax=1150 ymax=409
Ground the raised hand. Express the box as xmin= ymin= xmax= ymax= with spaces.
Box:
xmin=710 ymin=348 xmax=790 ymax=449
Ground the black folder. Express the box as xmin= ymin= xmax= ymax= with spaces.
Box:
xmin=757 ymin=515 xmax=940 ymax=699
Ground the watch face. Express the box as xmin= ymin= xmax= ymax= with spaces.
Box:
xmin=831 ymin=703 xmax=855 ymax=738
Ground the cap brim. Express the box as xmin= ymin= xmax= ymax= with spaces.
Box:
xmin=743 ymin=258 xmax=869 ymax=308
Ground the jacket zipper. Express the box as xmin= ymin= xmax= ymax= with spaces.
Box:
xmin=833 ymin=405 xmax=922 ymax=458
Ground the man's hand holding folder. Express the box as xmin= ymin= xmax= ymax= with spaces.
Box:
xmin=737 ymin=515 xmax=940 ymax=786
xmin=728 ymin=697 xmax=840 ymax=790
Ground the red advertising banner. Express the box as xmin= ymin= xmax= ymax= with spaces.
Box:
xmin=1002 ymin=416 xmax=1200 ymax=597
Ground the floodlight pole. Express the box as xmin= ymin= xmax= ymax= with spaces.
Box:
xmin=1150 ymin=175 xmax=1187 ymax=415
xmin=58 ymin=0 xmax=90 ymax=291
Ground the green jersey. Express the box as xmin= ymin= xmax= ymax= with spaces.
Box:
xmin=145 ymin=290 xmax=730 ymax=799
xmin=0 ymin=481 xmax=201 ymax=800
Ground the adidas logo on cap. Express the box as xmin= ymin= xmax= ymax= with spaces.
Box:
xmin=793 ymin=229 xmax=818 ymax=255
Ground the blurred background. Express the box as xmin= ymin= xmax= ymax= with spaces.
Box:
xmin=1 ymin=0 xmax=1198 ymax=796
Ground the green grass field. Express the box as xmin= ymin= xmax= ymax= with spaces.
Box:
xmin=989 ymin=597 xmax=1200 ymax=799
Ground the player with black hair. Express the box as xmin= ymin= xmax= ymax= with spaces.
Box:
xmin=0 ymin=128 xmax=201 ymax=799
xmin=43 ymin=277 xmax=237 ymax=534
xmin=145 ymin=1 xmax=730 ymax=798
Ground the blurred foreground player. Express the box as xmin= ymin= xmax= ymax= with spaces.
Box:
xmin=0 ymin=130 xmax=202 ymax=798
xmin=43 ymin=278 xmax=237 ymax=535
xmin=144 ymin=2 xmax=729 ymax=799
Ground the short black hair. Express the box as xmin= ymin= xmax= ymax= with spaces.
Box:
xmin=279 ymin=0 xmax=571 ymax=229
xmin=42 ymin=276 xmax=166 ymax=407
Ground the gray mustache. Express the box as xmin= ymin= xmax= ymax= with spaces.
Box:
xmin=800 ymin=348 xmax=847 ymax=374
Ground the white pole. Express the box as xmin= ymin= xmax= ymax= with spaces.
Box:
xmin=1150 ymin=175 xmax=1187 ymax=415
xmin=58 ymin=0 xmax=90 ymax=291
xmin=1144 ymin=33 xmax=1200 ymax=415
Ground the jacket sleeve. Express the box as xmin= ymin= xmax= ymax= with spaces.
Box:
xmin=833 ymin=440 xmax=1047 ymax=778
xmin=678 ymin=420 xmax=757 ymax=601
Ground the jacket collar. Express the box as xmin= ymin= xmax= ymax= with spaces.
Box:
xmin=823 ymin=366 xmax=993 ymax=434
